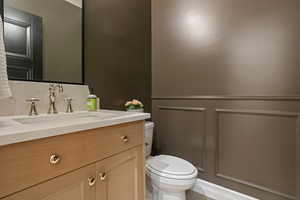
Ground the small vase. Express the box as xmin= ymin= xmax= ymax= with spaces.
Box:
xmin=127 ymin=109 xmax=144 ymax=113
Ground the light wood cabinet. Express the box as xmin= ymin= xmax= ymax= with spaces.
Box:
xmin=4 ymin=164 xmax=96 ymax=200
xmin=96 ymin=146 xmax=145 ymax=200
xmin=0 ymin=121 xmax=145 ymax=200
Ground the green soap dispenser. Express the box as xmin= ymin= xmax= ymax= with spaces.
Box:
xmin=87 ymin=88 xmax=98 ymax=111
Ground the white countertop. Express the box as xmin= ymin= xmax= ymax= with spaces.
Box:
xmin=0 ymin=110 xmax=150 ymax=146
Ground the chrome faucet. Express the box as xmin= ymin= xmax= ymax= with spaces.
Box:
xmin=65 ymin=97 xmax=74 ymax=113
xmin=48 ymin=84 xmax=63 ymax=114
xmin=26 ymin=98 xmax=40 ymax=116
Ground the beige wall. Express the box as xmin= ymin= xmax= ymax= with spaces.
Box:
xmin=5 ymin=0 xmax=82 ymax=83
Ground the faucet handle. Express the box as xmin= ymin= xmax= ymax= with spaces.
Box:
xmin=26 ymin=98 xmax=39 ymax=116
xmin=64 ymin=97 xmax=73 ymax=103
xmin=65 ymin=97 xmax=74 ymax=113
xmin=49 ymin=83 xmax=55 ymax=91
xmin=49 ymin=83 xmax=63 ymax=93
xmin=58 ymin=84 xmax=63 ymax=93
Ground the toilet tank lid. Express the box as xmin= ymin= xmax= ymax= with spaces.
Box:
xmin=146 ymin=155 xmax=197 ymax=177
xmin=145 ymin=121 xmax=154 ymax=128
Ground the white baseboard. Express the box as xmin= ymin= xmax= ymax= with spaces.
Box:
xmin=191 ymin=179 xmax=259 ymax=200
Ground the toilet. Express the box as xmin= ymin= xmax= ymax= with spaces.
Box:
xmin=145 ymin=122 xmax=198 ymax=200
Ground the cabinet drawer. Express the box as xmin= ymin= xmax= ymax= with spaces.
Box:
xmin=0 ymin=121 xmax=144 ymax=198
xmin=3 ymin=164 xmax=96 ymax=200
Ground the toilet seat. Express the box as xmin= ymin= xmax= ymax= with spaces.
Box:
xmin=146 ymin=155 xmax=198 ymax=180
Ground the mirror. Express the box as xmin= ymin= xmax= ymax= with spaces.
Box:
xmin=3 ymin=0 xmax=83 ymax=84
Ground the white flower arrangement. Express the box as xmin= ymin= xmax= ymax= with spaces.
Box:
xmin=125 ymin=99 xmax=144 ymax=110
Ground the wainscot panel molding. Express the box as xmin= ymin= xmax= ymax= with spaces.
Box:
xmin=215 ymin=108 xmax=300 ymax=117
xmin=297 ymin=118 xmax=300 ymax=198
xmin=152 ymin=96 xmax=300 ymax=101
xmin=156 ymin=105 xmax=207 ymax=172
xmin=215 ymin=109 xmax=297 ymax=200
xmin=152 ymin=99 xmax=299 ymax=200
xmin=158 ymin=106 xmax=206 ymax=112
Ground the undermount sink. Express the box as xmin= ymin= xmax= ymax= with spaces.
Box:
xmin=0 ymin=120 xmax=21 ymax=128
xmin=13 ymin=112 xmax=118 ymax=125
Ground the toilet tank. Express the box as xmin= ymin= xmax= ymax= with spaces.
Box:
xmin=145 ymin=122 xmax=154 ymax=157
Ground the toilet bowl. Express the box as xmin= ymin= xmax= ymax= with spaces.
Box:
xmin=145 ymin=122 xmax=198 ymax=200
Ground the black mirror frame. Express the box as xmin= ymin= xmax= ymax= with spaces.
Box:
xmin=0 ymin=0 xmax=85 ymax=85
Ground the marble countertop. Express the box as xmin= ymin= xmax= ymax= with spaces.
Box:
xmin=0 ymin=110 xmax=150 ymax=146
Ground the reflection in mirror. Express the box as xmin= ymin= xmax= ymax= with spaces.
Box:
xmin=3 ymin=0 xmax=83 ymax=84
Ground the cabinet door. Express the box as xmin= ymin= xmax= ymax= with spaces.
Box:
xmin=4 ymin=164 xmax=96 ymax=200
xmin=96 ymin=146 xmax=145 ymax=200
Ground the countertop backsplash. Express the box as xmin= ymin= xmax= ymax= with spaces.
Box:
xmin=0 ymin=81 xmax=90 ymax=116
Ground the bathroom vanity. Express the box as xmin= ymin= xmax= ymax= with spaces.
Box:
xmin=0 ymin=110 xmax=150 ymax=200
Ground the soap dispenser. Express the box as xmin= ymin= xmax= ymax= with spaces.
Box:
xmin=87 ymin=88 xmax=98 ymax=111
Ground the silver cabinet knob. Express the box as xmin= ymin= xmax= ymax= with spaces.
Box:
xmin=120 ymin=135 xmax=129 ymax=143
xmin=49 ymin=154 xmax=60 ymax=165
xmin=26 ymin=98 xmax=39 ymax=116
xmin=88 ymin=177 xmax=96 ymax=186
xmin=99 ymin=172 xmax=107 ymax=181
